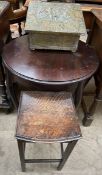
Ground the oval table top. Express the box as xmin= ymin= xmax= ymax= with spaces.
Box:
xmin=3 ymin=35 xmax=99 ymax=85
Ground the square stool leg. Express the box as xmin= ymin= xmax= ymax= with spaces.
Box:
xmin=57 ymin=140 xmax=78 ymax=170
xmin=17 ymin=140 xmax=26 ymax=172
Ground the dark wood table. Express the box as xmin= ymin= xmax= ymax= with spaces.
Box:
xmin=0 ymin=1 xmax=11 ymax=112
xmin=3 ymin=35 xmax=99 ymax=125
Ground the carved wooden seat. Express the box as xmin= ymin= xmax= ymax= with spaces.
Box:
xmin=3 ymin=0 xmax=30 ymax=36
xmin=15 ymin=91 xmax=81 ymax=172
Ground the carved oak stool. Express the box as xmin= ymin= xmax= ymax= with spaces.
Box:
xmin=15 ymin=91 xmax=81 ymax=172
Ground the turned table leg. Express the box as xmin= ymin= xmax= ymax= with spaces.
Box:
xmin=0 ymin=56 xmax=12 ymax=112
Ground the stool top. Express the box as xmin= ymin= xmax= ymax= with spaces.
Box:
xmin=16 ymin=91 xmax=81 ymax=143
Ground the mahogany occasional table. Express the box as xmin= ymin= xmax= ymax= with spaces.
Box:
xmin=3 ymin=35 xmax=99 ymax=125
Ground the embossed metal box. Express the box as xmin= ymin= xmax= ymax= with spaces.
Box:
xmin=25 ymin=2 xmax=86 ymax=52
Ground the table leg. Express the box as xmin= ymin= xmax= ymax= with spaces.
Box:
xmin=74 ymin=81 xmax=85 ymax=109
xmin=5 ymin=69 xmax=18 ymax=110
xmin=81 ymin=97 xmax=94 ymax=126
xmin=82 ymin=74 xmax=102 ymax=126
xmin=0 ymin=56 xmax=11 ymax=112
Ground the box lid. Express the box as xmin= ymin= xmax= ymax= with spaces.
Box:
xmin=25 ymin=2 xmax=86 ymax=34
xmin=0 ymin=1 xmax=10 ymax=17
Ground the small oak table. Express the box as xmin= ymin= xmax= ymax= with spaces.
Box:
xmin=3 ymin=35 xmax=99 ymax=125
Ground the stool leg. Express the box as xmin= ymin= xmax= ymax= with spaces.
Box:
xmin=57 ymin=140 xmax=77 ymax=170
xmin=60 ymin=143 xmax=64 ymax=157
xmin=17 ymin=140 xmax=25 ymax=172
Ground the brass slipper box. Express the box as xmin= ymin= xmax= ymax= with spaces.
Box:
xmin=25 ymin=2 xmax=86 ymax=52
